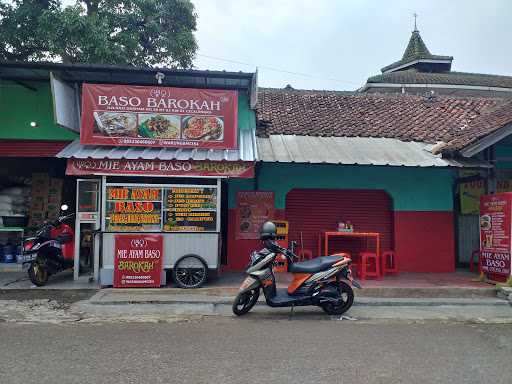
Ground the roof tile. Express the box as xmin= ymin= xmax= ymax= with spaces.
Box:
xmin=256 ymin=89 xmax=509 ymax=152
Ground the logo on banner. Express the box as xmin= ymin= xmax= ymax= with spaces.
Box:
xmin=131 ymin=238 xmax=148 ymax=248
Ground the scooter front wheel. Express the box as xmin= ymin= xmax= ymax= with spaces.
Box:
xmin=320 ymin=281 xmax=354 ymax=315
xmin=28 ymin=262 xmax=49 ymax=287
xmin=232 ymin=288 xmax=260 ymax=316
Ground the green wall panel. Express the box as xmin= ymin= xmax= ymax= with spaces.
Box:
xmin=228 ymin=163 xmax=455 ymax=211
xmin=495 ymin=143 xmax=512 ymax=169
xmin=0 ymin=82 xmax=78 ymax=141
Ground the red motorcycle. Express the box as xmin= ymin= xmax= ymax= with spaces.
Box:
xmin=24 ymin=205 xmax=75 ymax=286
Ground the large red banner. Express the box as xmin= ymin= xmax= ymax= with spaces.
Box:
xmin=480 ymin=193 xmax=512 ymax=278
xmin=80 ymin=83 xmax=238 ymax=149
xmin=113 ymin=234 xmax=163 ymax=288
xmin=236 ymin=191 xmax=275 ymax=239
xmin=66 ymin=158 xmax=254 ymax=178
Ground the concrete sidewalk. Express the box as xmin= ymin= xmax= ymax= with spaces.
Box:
xmin=74 ymin=292 xmax=512 ymax=324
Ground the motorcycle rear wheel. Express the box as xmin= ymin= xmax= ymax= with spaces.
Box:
xmin=28 ymin=262 xmax=49 ymax=287
xmin=232 ymin=289 xmax=260 ymax=316
xmin=320 ymin=281 xmax=354 ymax=315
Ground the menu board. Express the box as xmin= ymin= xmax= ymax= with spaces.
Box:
xmin=236 ymin=191 xmax=275 ymax=239
xmin=163 ymin=187 xmax=217 ymax=232
xmin=105 ymin=186 xmax=162 ymax=231
xmin=104 ymin=184 xmax=219 ymax=232
xmin=480 ymin=193 xmax=512 ymax=277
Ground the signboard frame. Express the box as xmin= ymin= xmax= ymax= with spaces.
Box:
xmin=102 ymin=182 xmax=221 ymax=233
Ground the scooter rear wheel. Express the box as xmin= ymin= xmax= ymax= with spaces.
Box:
xmin=232 ymin=289 xmax=260 ymax=316
xmin=320 ymin=281 xmax=354 ymax=315
xmin=28 ymin=262 xmax=49 ymax=287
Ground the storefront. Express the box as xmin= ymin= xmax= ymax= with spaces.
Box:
xmin=56 ymin=79 xmax=257 ymax=286
xmin=58 ymin=158 xmax=254 ymax=286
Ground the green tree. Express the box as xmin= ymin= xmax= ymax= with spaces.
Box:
xmin=0 ymin=0 xmax=198 ymax=68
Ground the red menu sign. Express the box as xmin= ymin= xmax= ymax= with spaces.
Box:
xmin=113 ymin=234 xmax=163 ymax=287
xmin=480 ymin=193 xmax=512 ymax=278
xmin=66 ymin=158 xmax=254 ymax=178
xmin=236 ymin=191 xmax=275 ymax=239
xmin=80 ymin=83 xmax=238 ymax=149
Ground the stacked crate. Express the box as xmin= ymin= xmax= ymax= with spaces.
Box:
xmin=273 ymin=220 xmax=289 ymax=273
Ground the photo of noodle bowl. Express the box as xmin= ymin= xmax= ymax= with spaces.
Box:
xmin=182 ymin=116 xmax=224 ymax=141
xmin=93 ymin=111 xmax=137 ymax=137
xmin=138 ymin=114 xmax=181 ymax=139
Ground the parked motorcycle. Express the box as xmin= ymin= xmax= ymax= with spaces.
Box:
xmin=23 ymin=204 xmax=75 ymax=286
xmin=233 ymin=221 xmax=361 ymax=316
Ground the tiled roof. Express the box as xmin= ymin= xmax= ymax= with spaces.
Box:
xmin=381 ymin=30 xmax=452 ymax=73
xmin=367 ymin=69 xmax=512 ymax=89
xmin=441 ymin=100 xmax=512 ymax=152
xmin=256 ymin=88 xmax=507 ymax=148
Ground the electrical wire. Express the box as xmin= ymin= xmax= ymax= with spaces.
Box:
xmin=195 ymin=53 xmax=360 ymax=86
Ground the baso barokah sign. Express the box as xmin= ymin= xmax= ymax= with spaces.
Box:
xmin=80 ymin=83 xmax=238 ymax=149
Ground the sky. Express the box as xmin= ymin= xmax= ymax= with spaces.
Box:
xmin=191 ymin=0 xmax=512 ymax=91
xmin=57 ymin=0 xmax=512 ymax=91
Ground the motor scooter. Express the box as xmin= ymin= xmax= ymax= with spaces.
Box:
xmin=23 ymin=204 xmax=75 ymax=286
xmin=233 ymin=221 xmax=361 ymax=316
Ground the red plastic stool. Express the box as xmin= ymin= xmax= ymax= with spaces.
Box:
xmin=359 ymin=252 xmax=381 ymax=280
xmin=381 ymin=250 xmax=398 ymax=275
xmin=469 ymin=250 xmax=480 ymax=273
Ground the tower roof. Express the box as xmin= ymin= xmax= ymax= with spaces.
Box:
xmin=381 ymin=29 xmax=453 ymax=73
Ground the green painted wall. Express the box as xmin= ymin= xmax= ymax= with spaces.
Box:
xmin=0 ymin=82 xmax=78 ymax=140
xmin=237 ymin=93 xmax=255 ymax=133
xmin=495 ymin=142 xmax=512 ymax=169
xmin=228 ymin=163 xmax=455 ymax=211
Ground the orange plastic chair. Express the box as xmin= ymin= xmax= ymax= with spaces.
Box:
xmin=381 ymin=250 xmax=398 ymax=275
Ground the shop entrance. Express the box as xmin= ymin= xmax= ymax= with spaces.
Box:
xmin=285 ymin=189 xmax=394 ymax=257
xmin=74 ymin=179 xmax=101 ymax=281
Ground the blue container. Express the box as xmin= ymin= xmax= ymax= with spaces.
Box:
xmin=3 ymin=243 xmax=14 ymax=263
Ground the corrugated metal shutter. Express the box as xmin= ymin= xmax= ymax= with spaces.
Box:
xmin=457 ymin=214 xmax=479 ymax=264
xmin=0 ymin=140 xmax=71 ymax=157
xmin=285 ymin=189 xmax=393 ymax=257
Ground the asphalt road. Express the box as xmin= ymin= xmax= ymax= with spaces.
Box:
xmin=1 ymin=318 xmax=511 ymax=384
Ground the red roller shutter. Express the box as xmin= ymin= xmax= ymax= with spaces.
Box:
xmin=285 ymin=189 xmax=393 ymax=257
xmin=0 ymin=140 xmax=71 ymax=157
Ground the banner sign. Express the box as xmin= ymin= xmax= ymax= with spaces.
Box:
xmin=236 ymin=191 xmax=274 ymax=239
xmin=480 ymin=193 xmax=512 ymax=277
xmin=66 ymin=158 xmax=254 ymax=178
xmin=80 ymin=83 xmax=238 ymax=149
xmin=106 ymin=186 xmax=162 ymax=232
xmin=460 ymin=177 xmax=512 ymax=215
xmin=113 ymin=234 xmax=163 ymax=288
xmin=105 ymin=184 xmax=219 ymax=233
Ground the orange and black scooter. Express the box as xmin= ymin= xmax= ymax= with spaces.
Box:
xmin=233 ymin=221 xmax=361 ymax=316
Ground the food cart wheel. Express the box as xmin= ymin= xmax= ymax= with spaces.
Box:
xmin=172 ymin=255 xmax=208 ymax=288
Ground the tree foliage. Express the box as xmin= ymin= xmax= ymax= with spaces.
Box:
xmin=0 ymin=0 xmax=198 ymax=67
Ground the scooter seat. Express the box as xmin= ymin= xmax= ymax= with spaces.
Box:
xmin=288 ymin=255 xmax=343 ymax=274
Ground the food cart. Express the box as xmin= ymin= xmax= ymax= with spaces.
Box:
xmin=56 ymin=80 xmax=257 ymax=287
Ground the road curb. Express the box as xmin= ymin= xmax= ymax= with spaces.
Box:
xmin=86 ymin=296 xmax=510 ymax=307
